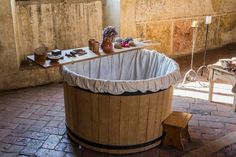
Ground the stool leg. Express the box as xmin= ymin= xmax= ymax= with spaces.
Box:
xmin=233 ymin=93 xmax=236 ymax=112
xmin=177 ymin=129 xmax=184 ymax=150
xmin=163 ymin=126 xmax=184 ymax=150
xmin=183 ymin=124 xmax=191 ymax=141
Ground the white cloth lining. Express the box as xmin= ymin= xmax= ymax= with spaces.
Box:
xmin=61 ymin=49 xmax=181 ymax=95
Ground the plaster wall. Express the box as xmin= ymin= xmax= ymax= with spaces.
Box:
xmin=15 ymin=0 xmax=103 ymax=61
xmin=120 ymin=0 xmax=236 ymax=56
xmin=1 ymin=0 xmax=236 ymax=90
xmin=0 ymin=0 xmax=18 ymax=74
xmin=0 ymin=0 xmax=103 ymax=90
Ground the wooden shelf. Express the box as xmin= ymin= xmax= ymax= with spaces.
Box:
xmin=27 ymin=41 xmax=156 ymax=69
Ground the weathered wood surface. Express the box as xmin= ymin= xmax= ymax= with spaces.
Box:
xmin=64 ymin=83 xmax=173 ymax=154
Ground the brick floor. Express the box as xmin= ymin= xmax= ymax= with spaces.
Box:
xmin=209 ymin=143 xmax=236 ymax=157
xmin=0 ymin=83 xmax=236 ymax=157
xmin=0 ymin=46 xmax=235 ymax=156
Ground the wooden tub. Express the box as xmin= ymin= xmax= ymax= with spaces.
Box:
xmin=64 ymin=83 xmax=173 ymax=154
xmin=62 ymin=49 xmax=180 ymax=154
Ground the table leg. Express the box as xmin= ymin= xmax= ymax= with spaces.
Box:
xmin=232 ymin=82 xmax=236 ymax=112
xmin=234 ymin=93 xmax=236 ymax=112
xmin=208 ymin=69 xmax=214 ymax=102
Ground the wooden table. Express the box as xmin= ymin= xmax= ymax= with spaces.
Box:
xmin=27 ymin=41 xmax=156 ymax=68
xmin=208 ymin=62 xmax=236 ymax=111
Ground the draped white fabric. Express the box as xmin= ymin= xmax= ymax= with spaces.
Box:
xmin=61 ymin=49 xmax=181 ymax=95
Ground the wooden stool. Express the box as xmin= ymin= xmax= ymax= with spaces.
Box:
xmin=162 ymin=111 xmax=192 ymax=150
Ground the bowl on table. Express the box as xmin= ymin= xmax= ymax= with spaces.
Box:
xmin=47 ymin=55 xmax=63 ymax=62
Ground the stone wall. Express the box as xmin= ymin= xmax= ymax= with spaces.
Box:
xmin=0 ymin=0 xmax=103 ymax=90
xmin=120 ymin=0 xmax=236 ymax=56
xmin=15 ymin=0 xmax=103 ymax=61
xmin=1 ymin=0 xmax=236 ymax=90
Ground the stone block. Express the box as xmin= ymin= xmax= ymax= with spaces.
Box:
xmin=218 ymin=14 xmax=236 ymax=45
xmin=65 ymin=153 xmax=77 ymax=157
xmin=146 ymin=21 xmax=172 ymax=54
xmin=46 ymin=120 xmax=62 ymax=128
xmin=120 ymin=0 xmax=137 ymax=37
xmin=0 ymin=122 xmax=18 ymax=130
xmin=220 ymin=0 xmax=236 ymax=13
xmin=136 ymin=23 xmax=146 ymax=40
xmin=205 ymin=0 xmax=222 ymax=14
xmin=46 ymin=111 xmax=65 ymax=117
xmin=12 ymin=125 xmax=30 ymax=134
xmin=190 ymin=104 xmax=217 ymax=111
xmin=40 ymin=127 xmax=60 ymax=135
xmin=199 ymin=121 xmax=224 ymax=128
xmin=10 ymin=131 xmax=50 ymax=141
xmin=28 ymin=121 xmax=47 ymax=132
xmin=20 ymin=147 xmax=38 ymax=156
xmin=27 ymin=139 xmax=44 ymax=149
xmin=55 ymin=142 xmax=67 ymax=151
xmin=217 ymin=103 xmax=233 ymax=112
xmin=211 ymin=111 xmax=235 ymax=117
xmin=29 ymin=114 xmax=53 ymax=122
xmin=6 ymin=145 xmax=24 ymax=153
xmin=0 ymin=129 xmax=12 ymax=141
xmin=189 ymin=119 xmax=199 ymax=126
xmin=195 ymin=16 xmax=221 ymax=52
xmin=42 ymin=135 xmax=63 ymax=149
xmin=135 ymin=0 xmax=173 ymax=21
xmin=36 ymin=148 xmax=65 ymax=157
xmin=134 ymin=0 xmax=223 ymax=21
xmin=0 ymin=67 xmax=62 ymax=90
xmin=2 ymin=136 xmax=31 ymax=146
xmin=173 ymin=19 xmax=192 ymax=55
xmin=172 ymin=0 xmax=206 ymax=18
xmin=172 ymin=101 xmax=190 ymax=108
xmin=134 ymin=0 xmax=149 ymax=22
xmin=12 ymin=118 xmax=36 ymax=125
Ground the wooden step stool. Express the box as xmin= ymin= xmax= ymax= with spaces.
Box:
xmin=162 ymin=111 xmax=192 ymax=150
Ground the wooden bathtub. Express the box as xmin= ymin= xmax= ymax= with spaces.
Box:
xmin=64 ymin=83 xmax=173 ymax=154
xmin=62 ymin=49 xmax=180 ymax=154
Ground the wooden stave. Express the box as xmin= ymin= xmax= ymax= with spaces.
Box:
xmin=64 ymin=83 xmax=173 ymax=154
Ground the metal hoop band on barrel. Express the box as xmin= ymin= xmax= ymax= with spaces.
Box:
xmin=66 ymin=125 xmax=165 ymax=150
xmin=75 ymin=86 xmax=170 ymax=96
